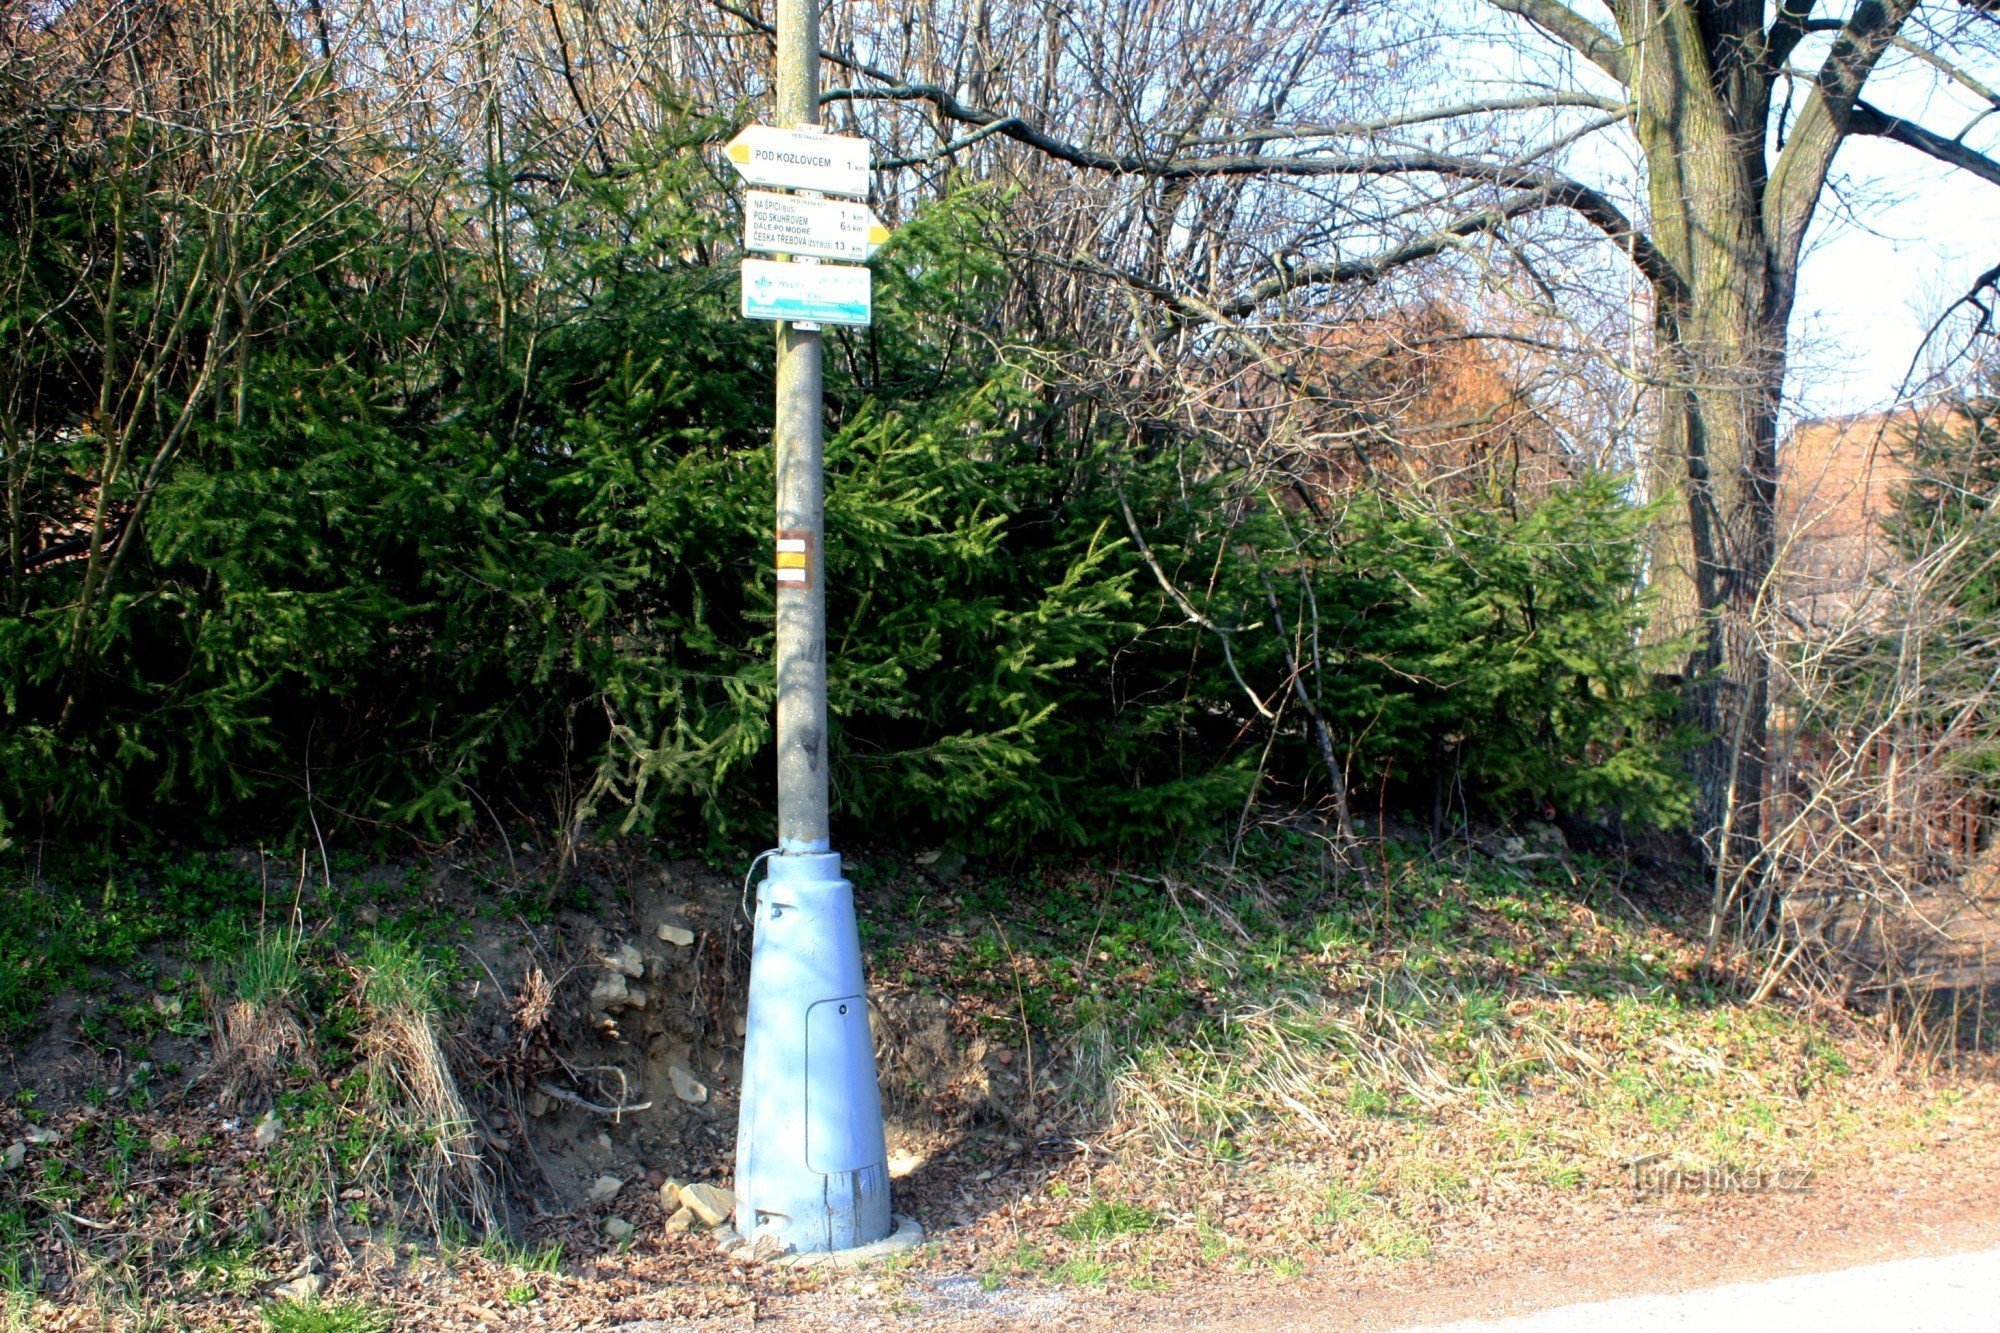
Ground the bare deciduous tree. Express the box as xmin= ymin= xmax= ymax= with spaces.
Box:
xmin=762 ymin=0 xmax=2000 ymax=911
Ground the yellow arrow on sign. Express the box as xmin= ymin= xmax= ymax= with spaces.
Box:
xmin=741 ymin=190 xmax=891 ymax=261
xmin=722 ymin=125 xmax=872 ymax=197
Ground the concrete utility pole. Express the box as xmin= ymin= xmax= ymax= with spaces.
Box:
xmin=730 ymin=0 xmax=898 ymax=1257
xmin=769 ymin=12 xmax=828 ymax=855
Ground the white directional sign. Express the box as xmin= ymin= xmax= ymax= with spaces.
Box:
xmin=724 ymin=125 xmax=871 ymax=198
xmin=741 ymin=258 xmax=872 ymax=327
xmin=744 ymin=190 xmax=889 ymax=262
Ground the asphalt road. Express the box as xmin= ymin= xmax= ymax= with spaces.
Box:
xmin=1397 ymin=1246 xmax=2000 ymax=1333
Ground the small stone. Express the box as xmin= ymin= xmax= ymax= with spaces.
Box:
xmin=662 ymin=1204 xmax=696 ymax=1233
xmin=2 ymin=1142 xmax=23 ymax=1170
xmin=645 ymin=1168 xmax=666 ymax=1189
xmin=668 ymin=1065 xmax=708 ymax=1105
xmin=525 ymin=1089 xmax=552 ymax=1117
xmin=679 ymin=1182 xmax=736 ymax=1227
xmin=272 ymin=1273 xmax=323 ymax=1301
xmin=732 ymin=1014 xmax=747 ymax=1038
xmin=589 ymin=973 xmax=630 ymax=1008
xmin=356 ymin=904 xmax=380 ymax=926
xmin=587 ymin=1175 xmax=624 ymax=1205
xmin=252 ymin=1113 xmax=283 ymax=1149
xmin=657 ymin=1179 xmax=686 ymax=1211
xmin=603 ymin=1216 xmax=636 ymax=1242
xmin=23 ymin=1126 xmax=58 ymax=1146
xmin=657 ymin=924 xmax=696 ymax=947
xmin=1523 ymin=819 xmax=1568 ymax=852
xmin=607 ymin=944 xmax=645 ymax=978
xmin=623 ymin=985 xmax=648 ymax=1010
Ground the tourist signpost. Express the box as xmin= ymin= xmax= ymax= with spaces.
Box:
xmin=725 ymin=0 xmax=905 ymax=1260
xmin=743 ymin=190 xmax=888 ymax=263
xmin=724 ymin=123 xmax=872 ymax=198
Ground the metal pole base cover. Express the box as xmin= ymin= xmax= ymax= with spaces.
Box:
xmin=733 ymin=851 xmax=893 ymax=1253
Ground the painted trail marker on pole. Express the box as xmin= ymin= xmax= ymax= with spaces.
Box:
xmin=740 ymin=257 xmax=872 ymax=327
xmin=744 ymin=190 xmax=889 ymax=263
xmin=724 ymin=124 xmax=871 ymax=197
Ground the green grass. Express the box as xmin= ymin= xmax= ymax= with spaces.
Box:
xmin=1536 ymin=1157 xmax=1588 ymax=1189
xmin=1315 ymin=1179 xmax=1372 ymax=1226
xmin=235 ymin=931 xmax=306 ymax=1007
xmin=262 ymin=1300 xmax=392 ymax=1333
xmin=1051 ymin=1256 xmax=1108 ymax=1285
xmin=1361 ymin=1217 xmax=1432 ymax=1261
xmin=0 ymin=1207 xmax=35 ymax=1292
xmin=479 ymin=1235 xmax=564 ymax=1273
xmin=1345 ymin=1084 xmax=1394 ymax=1116
xmin=866 ymin=835 xmax=1703 ymax=1092
xmin=0 ymin=829 xmax=1916 ymax=1315
xmin=1313 ymin=1176 xmax=1435 ymax=1260
xmin=180 ymin=1235 xmax=277 ymax=1296
xmin=0 ymin=852 xmax=270 ymax=1036
xmin=355 ymin=936 xmax=446 ymax=1015
xmin=1061 ymin=1199 xmax=1157 ymax=1242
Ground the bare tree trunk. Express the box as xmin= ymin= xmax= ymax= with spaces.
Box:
xmin=1630 ymin=0 xmax=1787 ymax=906
xmin=1650 ymin=284 xmax=1783 ymax=919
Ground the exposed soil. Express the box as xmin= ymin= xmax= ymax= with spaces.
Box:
xmin=466 ymin=854 xmax=751 ymax=1217
xmin=0 ymin=850 xmax=765 ymax=1219
xmin=0 ymin=842 xmax=1053 ymax=1327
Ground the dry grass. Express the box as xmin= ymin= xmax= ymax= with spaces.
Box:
xmin=353 ymin=938 xmax=496 ymax=1237
xmin=209 ymin=930 xmax=315 ymax=1110
xmin=873 ymin=843 xmax=2000 ymax=1286
xmin=1065 ymin=940 xmax=1963 ymax=1272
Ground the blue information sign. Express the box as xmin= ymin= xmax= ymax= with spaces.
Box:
xmin=741 ymin=258 xmax=872 ymax=327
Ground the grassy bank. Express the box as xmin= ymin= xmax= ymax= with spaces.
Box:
xmin=858 ymin=827 xmax=1980 ymax=1285
xmin=0 ymin=827 xmax=1990 ymax=1326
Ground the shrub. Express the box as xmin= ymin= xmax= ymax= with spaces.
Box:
xmin=1 ymin=83 xmax=1686 ymax=851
